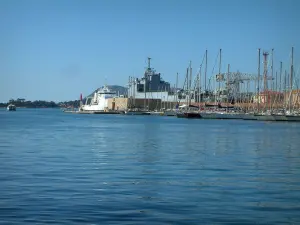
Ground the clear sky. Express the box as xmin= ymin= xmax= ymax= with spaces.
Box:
xmin=0 ymin=0 xmax=299 ymax=102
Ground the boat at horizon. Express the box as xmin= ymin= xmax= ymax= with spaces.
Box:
xmin=7 ymin=104 xmax=16 ymax=111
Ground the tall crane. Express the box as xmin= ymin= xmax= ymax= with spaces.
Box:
xmin=218 ymin=71 xmax=274 ymax=100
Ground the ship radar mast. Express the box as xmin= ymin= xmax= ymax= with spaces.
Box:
xmin=147 ymin=57 xmax=151 ymax=70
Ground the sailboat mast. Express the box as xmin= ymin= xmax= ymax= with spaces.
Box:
xmin=275 ymin=71 xmax=278 ymax=93
xmin=176 ymin=72 xmax=179 ymax=103
xmin=289 ymin=47 xmax=294 ymax=112
xmin=199 ymin=66 xmax=202 ymax=104
xmin=227 ymin=64 xmax=230 ymax=111
xmin=218 ymin=49 xmax=222 ymax=102
xmin=279 ymin=62 xmax=282 ymax=92
xmin=189 ymin=61 xmax=192 ymax=106
xmin=284 ymin=70 xmax=287 ymax=108
xmin=257 ymin=48 xmax=261 ymax=113
xmin=133 ymin=76 xmax=136 ymax=107
xmin=271 ymin=48 xmax=274 ymax=91
xmin=205 ymin=49 xmax=208 ymax=91
xmin=270 ymin=49 xmax=274 ymax=111
xmin=186 ymin=67 xmax=189 ymax=106
xmin=291 ymin=47 xmax=294 ymax=91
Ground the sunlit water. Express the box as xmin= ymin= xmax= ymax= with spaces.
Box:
xmin=0 ymin=108 xmax=300 ymax=224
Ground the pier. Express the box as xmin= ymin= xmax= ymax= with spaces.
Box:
xmin=63 ymin=110 xmax=122 ymax=114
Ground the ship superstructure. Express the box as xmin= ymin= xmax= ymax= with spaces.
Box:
xmin=128 ymin=58 xmax=178 ymax=102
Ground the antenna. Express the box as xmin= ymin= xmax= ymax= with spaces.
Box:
xmin=205 ymin=49 xmax=208 ymax=91
xmin=257 ymin=48 xmax=261 ymax=113
xmin=147 ymin=57 xmax=151 ymax=70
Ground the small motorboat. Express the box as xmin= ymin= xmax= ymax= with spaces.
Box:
xmin=7 ymin=104 xmax=16 ymax=111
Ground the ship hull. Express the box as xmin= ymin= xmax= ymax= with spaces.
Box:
xmin=272 ymin=115 xmax=288 ymax=121
xmin=215 ymin=113 xmax=244 ymax=120
xmin=125 ymin=111 xmax=151 ymax=115
xmin=255 ymin=115 xmax=276 ymax=121
xmin=242 ymin=114 xmax=257 ymax=120
xmin=149 ymin=111 xmax=164 ymax=116
xmin=177 ymin=112 xmax=201 ymax=118
xmin=200 ymin=112 xmax=219 ymax=119
xmin=285 ymin=115 xmax=300 ymax=121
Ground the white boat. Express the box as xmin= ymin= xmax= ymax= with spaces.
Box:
xmin=7 ymin=104 xmax=16 ymax=111
xmin=284 ymin=111 xmax=300 ymax=121
xmin=81 ymin=85 xmax=116 ymax=111
xmin=149 ymin=111 xmax=164 ymax=116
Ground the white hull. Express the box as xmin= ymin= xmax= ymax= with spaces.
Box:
xmin=82 ymin=104 xmax=107 ymax=111
xmin=149 ymin=111 xmax=163 ymax=116
xmin=81 ymin=85 xmax=116 ymax=111
xmin=7 ymin=104 xmax=16 ymax=111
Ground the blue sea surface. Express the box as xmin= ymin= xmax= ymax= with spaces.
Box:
xmin=0 ymin=108 xmax=300 ymax=224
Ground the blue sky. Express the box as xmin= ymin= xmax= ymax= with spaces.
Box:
xmin=0 ymin=0 xmax=299 ymax=102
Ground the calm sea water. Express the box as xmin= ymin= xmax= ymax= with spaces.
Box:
xmin=0 ymin=108 xmax=300 ymax=224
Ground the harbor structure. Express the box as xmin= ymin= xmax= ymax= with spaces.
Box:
xmin=75 ymin=47 xmax=300 ymax=120
xmin=127 ymin=57 xmax=179 ymax=104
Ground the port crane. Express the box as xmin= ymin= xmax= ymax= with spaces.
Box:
xmin=188 ymin=70 xmax=274 ymax=102
xmin=217 ymin=71 xmax=274 ymax=101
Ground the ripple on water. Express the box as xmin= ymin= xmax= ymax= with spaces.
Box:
xmin=0 ymin=109 xmax=300 ymax=224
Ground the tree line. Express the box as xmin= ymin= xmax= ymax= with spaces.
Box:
xmin=0 ymin=98 xmax=80 ymax=108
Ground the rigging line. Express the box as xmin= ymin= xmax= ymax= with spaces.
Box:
xmin=207 ymin=77 xmax=212 ymax=91
xmin=211 ymin=50 xmax=220 ymax=76
xmin=193 ymin=52 xmax=207 ymax=86
xmin=200 ymin=50 xmax=206 ymax=67
xmin=280 ymin=50 xmax=292 ymax=72
xmin=193 ymin=54 xmax=206 ymax=85
xmin=292 ymin=66 xmax=300 ymax=89
xmin=205 ymin=50 xmax=220 ymax=92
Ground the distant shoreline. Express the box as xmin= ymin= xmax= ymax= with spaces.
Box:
xmin=0 ymin=99 xmax=80 ymax=109
xmin=0 ymin=106 xmax=60 ymax=108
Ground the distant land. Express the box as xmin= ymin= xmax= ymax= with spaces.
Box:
xmin=0 ymin=85 xmax=127 ymax=108
xmin=0 ymin=98 xmax=78 ymax=108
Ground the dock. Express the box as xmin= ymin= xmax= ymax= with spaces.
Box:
xmin=63 ymin=110 xmax=122 ymax=114
xmin=62 ymin=109 xmax=300 ymax=122
xmin=175 ymin=111 xmax=300 ymax=122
